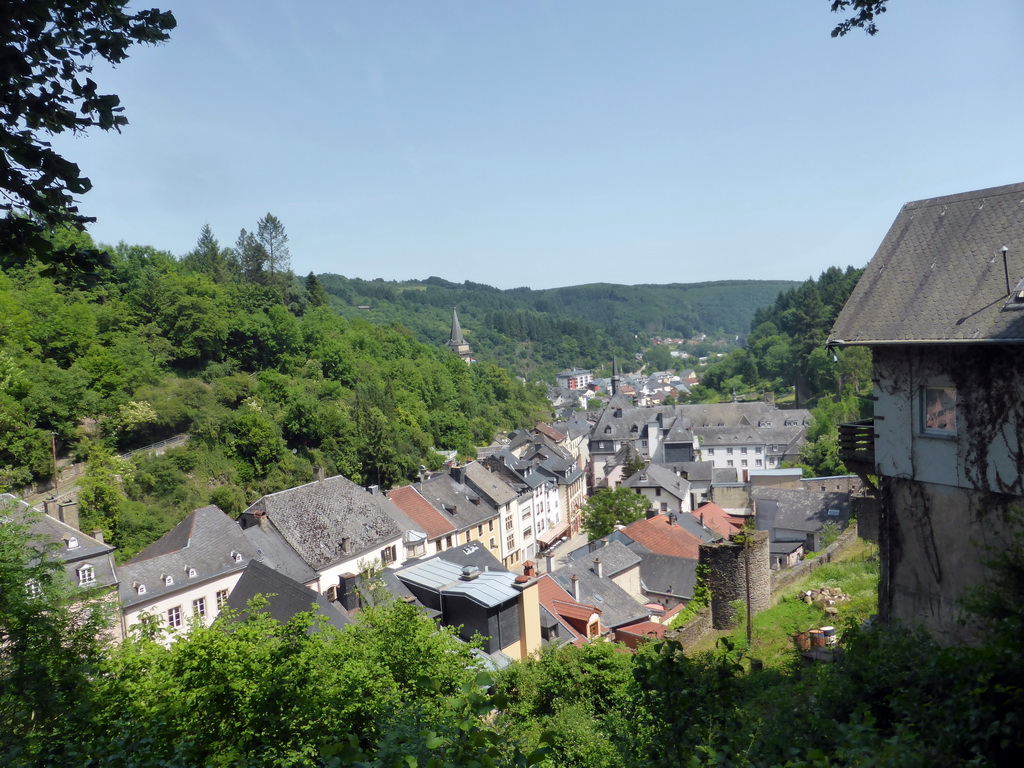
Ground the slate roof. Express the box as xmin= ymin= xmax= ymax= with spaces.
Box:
xmin=570 ymin=539 xmax=641 ymax=578
xmin=668 ymin=460 xmax=715 ymax=483
xmin=635 ymin=552 xmax=698 ymax=600
xmin=461 ymin=462 xmax=520 ymax=508
xmin=621 ymin=463 xmax=691 ymax=501
xmin=387 ymin=486 xmax=457 ymax=541
xmin=423 ymin=540 xmax=506 ymax=572
xmin=224 ymin=559 xmax=351 ymax=630
xmin=752 ymin=488 xmax=851 ymax=537
xmin=549 ymin=564 xmax=647 ymax=629
xmin=830 ymin=181 xmax=1024 ymax=345
xmin=241 ymin=523 xmax=318 ymax=585
xmin=417 ymin=471 xmax=500 ymax=530
xmin=119 ymin=505 xmax=255 ymax=608
xmin=244 ymin=475 xmax=403 ymax=570
xmin=1 ymin=494 xmax=118 ymax=591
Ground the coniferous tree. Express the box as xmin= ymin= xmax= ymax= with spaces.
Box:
xmin=235 ymin=228 xmax=268 ymax=283
xmin=256 ymin=213 xmax=290 ymax=279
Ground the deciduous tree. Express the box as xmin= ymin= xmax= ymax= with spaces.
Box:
xmin=0 ymin=1 xmax=175 ymax=273
xmin=583 ymin=485 xmax=650 ymax=540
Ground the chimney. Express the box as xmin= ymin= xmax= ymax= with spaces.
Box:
xmin=367 ymin=484 xmax=380 ymax=496
xmin=337 ymin=573 xmax=360 ymax=611
xmin=258 ymin=513 xmax=268 ymax=530
xmin=545 ymin=553 xmax=554 ymax=573
xmin=450 ymin=466 xmax=465 ymax=484
xmin=523 ymin=561 xmax=536 ymax=578
xmin=570 ymin=574 xmax=580 ymax=602
xmin=315 ymin=466 xmax=325 ymax=482
xmin=699 ymin=513 xmax=705 ymax=527
xmin=668 ymin=512 xmax=677 ymax=526
xmin=58 ymin=500 xmax=80 ymax=531
xmin=43 ymin=497 xmax=56 ymax=518
xmin=594 ymin=557 xmax=603 ymax=579
xmin=92 ymin=529 xmax=104 ymax=544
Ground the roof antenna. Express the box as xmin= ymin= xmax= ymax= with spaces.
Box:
xmin=1003 ymin=246 xmax=1011 ymax=295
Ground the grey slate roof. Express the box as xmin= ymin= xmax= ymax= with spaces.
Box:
xmin=636 ymin=552 xmax=698 ymax=600
xmin=621 ymin=463 xmax=691 ymax=501
xmin=549 ymin=563 xmax=647 ymax=629
xmin=461 ymin=462 xmax=520 ymax=508
xmin=570 ymin=539 xmax=641 ymax=578
xmin=664 ymin=460 xmax=714 ymax=482
xmin=2 ymin=494 xmax=118 ymax=591
xmin=244 ymin=475 xmax=403 ymax=570
xmin=241 ymin=523 xmax=318 ymax=585
xmin=119 ymin=505 xmax=255 ymax=608
xmin=224 ymin=559 xmax=351 ymax=630
xmin=418 ymin=470 xmax=500 ymax=530
xmin=752 ymin=488 xmax=850 ymax=537
xmin=830 ymin=182 xmax=1024 ymax=345
xmin=422 ymin=540 xmax=506 ymax=572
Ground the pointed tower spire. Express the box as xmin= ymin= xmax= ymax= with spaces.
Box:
xmin=611 ymin=356 xmax=620 ymax=397
xmin=450 ymin=307 xmax=465 ymax=345
xmin=446 ymin=307 xmax=472 ymax=363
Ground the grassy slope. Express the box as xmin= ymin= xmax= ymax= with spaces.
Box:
xmin=689 ymin=537 xmax=879 ymax=667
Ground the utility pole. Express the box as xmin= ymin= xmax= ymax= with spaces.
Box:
xmin=50 ymin=432 xmax=58 ymax=493
xmin=744 ymin=532 xmax=753 ymax=646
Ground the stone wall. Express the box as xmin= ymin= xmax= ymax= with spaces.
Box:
xmin=770 ymin=523 xmax=859 ymax=595
xmin=666 ymin=606 xmax=712 ymax=649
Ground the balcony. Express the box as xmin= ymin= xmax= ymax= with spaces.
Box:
xmin=838 ymin=419 xmax=875 ymax=476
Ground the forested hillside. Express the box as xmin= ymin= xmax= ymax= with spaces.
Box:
xmin=692 ymin=265 xmax=873 ymax=475
xmin=318 ymin=275 xmax=797 ymax=381
xmin=0 ymin=231 xmax=548 ymax=558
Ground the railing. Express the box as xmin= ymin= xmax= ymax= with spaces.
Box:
xmin=119 ymin=434 xmax=189 ymax=459
xmin=838 ymin=419 xmax=875 ymax=470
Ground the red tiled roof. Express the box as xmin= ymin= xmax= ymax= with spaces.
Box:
xmin=551 ymin=599 xmax=601 ymax=623
xmin=622 ymin=515 xmax=702 ymax=559
xmin=537 ymin=574 xmax=601 ymax=644
xmin=615 ymin=621 xmax=666 ymax=639
xmin=693 ymin=502 xmax=745 ymax=538
xmin=534 ymin=422 xmax=566 ymax=442
xmin=387 ymin=486 xmax=457 ymax=540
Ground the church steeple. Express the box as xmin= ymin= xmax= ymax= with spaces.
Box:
xmin=611 ymin=356 xmax=620 ymax=397
xmin=446 ymin=307 xmax=472 ymax=363
xmin=450 ymin=307 xmax=465 ymax=345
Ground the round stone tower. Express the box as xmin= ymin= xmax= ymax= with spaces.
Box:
xmin=698 ymin=530 xmax=771 ymax=630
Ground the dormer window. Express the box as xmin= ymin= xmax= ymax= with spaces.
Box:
xmin=66 ymin=536 xmax=79 ymax=550
xmin=232 ymin=551 xmax=244 ymax=563
xmin=187 ymin=567 xmax=197 ymax=578
xmin=135 ymin=582 xmax=147 ymax=595
xmin=77 ymin=564 xmax=95 ymax=587
xmin=162 ymin=574 xmax=174 ymax=586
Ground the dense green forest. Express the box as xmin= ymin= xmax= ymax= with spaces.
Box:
xmin=318 ymin=275 xmax=797 ymax=382
xmin=0 ymin=228 xmax=548 ymax=558
xmin=4 ymin=514 xmax=1023 ymax=767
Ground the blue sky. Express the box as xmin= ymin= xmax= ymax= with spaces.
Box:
xmin=54 ymin=0 xmax=1024 ymax=289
